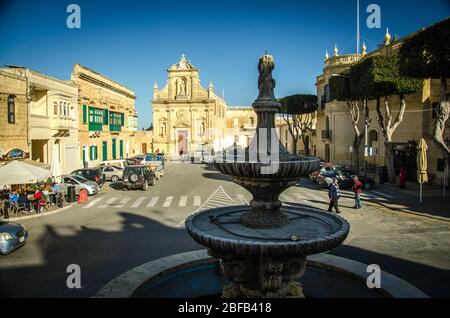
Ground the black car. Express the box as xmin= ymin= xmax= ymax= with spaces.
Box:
xmin=122 ymin=165 xmax=155 ymax=191
xmin=318 ymin=170 xmax=375 ymax=190
xmin=71 ymin=168 xmax=105 ymax=187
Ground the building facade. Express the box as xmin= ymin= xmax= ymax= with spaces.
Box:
xmin=152 ymin=55 xmax=228 ymax=158
xmin=71 ymin=64 xmax=138 ymax=167
xmin=313 ymin=30 xmax=449 ymax=185
xmin=0 ymin=68 xmax=29 ymax=160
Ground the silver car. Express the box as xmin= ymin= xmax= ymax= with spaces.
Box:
xmin=0 ymin=220 xmax=28 ymax=255
xmin=60 ymin=174 xmax=100 ymax=196
xmin=102 ymin=165 xmax=123 ymax=182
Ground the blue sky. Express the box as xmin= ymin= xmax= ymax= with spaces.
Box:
xmin=1 ymin=0 xmax=449 ymax=129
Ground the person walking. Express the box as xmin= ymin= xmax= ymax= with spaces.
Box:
xmin=352 ymin=176 xmax=363 ymax=209
xmin=328 ymin=178 xmax=341 ymax=214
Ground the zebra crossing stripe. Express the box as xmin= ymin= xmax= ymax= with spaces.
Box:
xmin=83 ymin=197 xmax=103 ymax=209
xmin=236 ymin=194 xmax=249 ymax=205
xmin=146 ymin=197 xmax=159 ymax=208
xmin=131 ymin=196 xmax=146 ymax=208
xmin=163 ymin=196 xmax=174 ymax=207
xmin=99 ymin=197 xmax=117 ymax=208
xmin=369 ymin=190 xmax=394 ymax=199
xmin=116 ymin=198 xmax=130 ymax=208
xmin=193 ymin=196 xmax=201 ymax=206
xmin=179 ymin=196 xmax=187 ymax=207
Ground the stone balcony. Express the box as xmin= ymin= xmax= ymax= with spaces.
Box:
xmin=325 ymin=54 xmax=361 ymax=67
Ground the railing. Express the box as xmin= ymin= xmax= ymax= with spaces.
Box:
xmin=325 ymin=54 xmax=361 ymax=67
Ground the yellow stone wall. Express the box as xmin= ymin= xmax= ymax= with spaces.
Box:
xmin=0 ymin=68 xmax=29 ymax=157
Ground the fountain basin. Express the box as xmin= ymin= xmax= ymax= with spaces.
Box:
xmin=94 ymin=249 xmax=428 ymax=298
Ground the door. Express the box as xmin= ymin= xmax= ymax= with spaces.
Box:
xmin=177 ymin=131 xmax=188 ymax=156
xmin=142 ymin=143 xmax=147 ymax=154
xmin=119 ymin=140 xmax=124 ymax=159
xmin=112 ymin=139 xmax=117 ymax=159
xmin=325 ymin=144 xmax=330 ymax=163
xmin=102 ymin=141 xmax=108 ymax=161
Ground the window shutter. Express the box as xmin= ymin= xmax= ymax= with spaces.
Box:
xmin=82 ymin=105 xmax=87 ymax=124
xmin=95 ymin=146 xmax=98 ymax=160
xmin=121 ymin=113 xmax=124 ymax=126
xmin=103 ymin=109 xmax=109 ymax=125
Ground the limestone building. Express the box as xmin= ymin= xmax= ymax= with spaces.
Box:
xmin=313 ymin=29 xmax=449 ymax=185
xmin=71 ymin=64 xmax=138 ymax=167
xmin=0 ymin=67 xmax=29 ymax=160
xmin=0 ymin=67 xmax=81 ymax=175
xmin=152 ymin=55 xmax=228 ymax=157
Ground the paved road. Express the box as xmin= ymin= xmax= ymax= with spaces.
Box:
xmin=1 ymin=162 xmax=449 ymax=297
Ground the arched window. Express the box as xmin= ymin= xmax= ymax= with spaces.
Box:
xmin=368 ymin=130 xmax=378 ymax=146
xmin=7 ymin=95 xmax=15 ymax=124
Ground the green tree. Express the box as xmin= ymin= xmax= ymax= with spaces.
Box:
xmin=329 ymin=66 xmax=371 ymax=172
xmin=279 ymin=94 xmax=318 ymax=155
xmin=364 ymin=53 xmax=423 ymax=184
xmin=399 ymin=17 xmax=450 ymax=168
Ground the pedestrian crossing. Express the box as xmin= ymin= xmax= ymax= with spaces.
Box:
xmin=82 ymin=187 xmax=393 ymax=211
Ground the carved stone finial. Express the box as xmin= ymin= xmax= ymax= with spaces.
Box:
xmin=257 ymin=53 xmax=276 ymax=101
xmin=361 ymin=42 xmax=367 ymax=57
xmin=325 ymin=50 xmax=329 ymax=61
xmin=334 ymin=44 xmax=339 ymax=56
xmin=153 ymin=81 xmax=158 ymax=89
xmin=180 ymin=53 xmax=186 ymax=61
xmin=385 ymin=28 xmax=391 ymax=45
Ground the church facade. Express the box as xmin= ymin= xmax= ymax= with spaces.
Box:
xmin=152 ymin=55 xmax=228 ymax=157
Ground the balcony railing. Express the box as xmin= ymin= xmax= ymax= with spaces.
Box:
xmin=321 ymin=130 xmax=332 ymax=140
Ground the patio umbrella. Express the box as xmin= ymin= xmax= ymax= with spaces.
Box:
xmin=50 ymin=144 xmax=61 ymax=181
xmin=416 ymin=138 xmax=428 ymax=203
xmin=0 ymin=160 xmax=51 ymax=185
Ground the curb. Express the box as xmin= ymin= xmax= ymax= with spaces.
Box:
xmin=7 ymin=202 xmax=78 ymax=222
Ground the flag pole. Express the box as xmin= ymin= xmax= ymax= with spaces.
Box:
xmin=357 ymin=0 xmax=360 ymax=54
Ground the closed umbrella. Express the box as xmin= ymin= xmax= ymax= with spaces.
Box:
xmin=50 ymin=144 xmax=61 ymax=182
xmin=416 ymin=138 xmax=428 ymax=203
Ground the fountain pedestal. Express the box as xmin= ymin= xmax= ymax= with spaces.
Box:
xmin=186 ymin=53 xmax=350 ymax=298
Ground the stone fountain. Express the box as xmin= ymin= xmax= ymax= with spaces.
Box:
xmin=185 ymin=53 xmax=350 ymax=298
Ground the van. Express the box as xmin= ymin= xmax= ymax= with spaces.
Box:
xmin=97 ymin=159 xmax=129 ymax=170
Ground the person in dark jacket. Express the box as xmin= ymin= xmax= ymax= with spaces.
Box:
xmin=328 ymin=178 xmax=341 ymax=214
xmin=352 ymin=176 xmax=363 ymax=209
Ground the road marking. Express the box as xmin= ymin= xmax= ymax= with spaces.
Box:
xmin=163 ymin=196 xmax=174 ymax=207
xmin=294 ymin=193 xmax=309 ymax=203
xmin=176 ymin=186 xmax=236 ymax=227
xmin=115 ymin=198 xmax=130 ymax=208
xmin=146 ymin=196 xmax=159 ymax=208
xmin=99 ymin=197 xmax=117 ymax=208
xmin=236 ymin=194 xmax=249 ymax=205
xmin=83 ymin=197 xmax=103 ymax=209
xmin=131 ymin=196 xmax=146 ymax=208
xmin=369 ymin=190 xmax=394 ymax=199
xmin=179 ymin=196 xmax=187 ymax=207
xmin=193 ymin=195 xmax=201 ymax=207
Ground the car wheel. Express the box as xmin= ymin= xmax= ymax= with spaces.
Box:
xmin=129 ymin=173 xmax=139 ymax=183
xmin=364 ymin=182 xmax=371 ymax=190
xmin=123 ymin=186 xmax=129 ymax=191
xmin=111 ymin=175 xmax=119 ymax=183
xmin=150 ymin=179 xmax=156 ymax=186
xmin=155 ymin=173 xmax=160 ymax=180
xmin=143 ymin=180 xmax=148 ymax=191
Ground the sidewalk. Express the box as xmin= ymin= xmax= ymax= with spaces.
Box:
xmin=6 ymin=202 xmax=77 ymax=222
xmin=373 ymin=182 xmax=450 ymax=221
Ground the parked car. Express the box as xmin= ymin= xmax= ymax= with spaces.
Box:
xmin=97 ymin=159 xmax=129 ymax=170
xmin=0 ymin=220 xmax=28 ymax=255
xmin=59 ymin=174 xmax=100 ymax=196
xmin=122 ymin=165 xmax=155 ymax=191
xmin=309 ymin=163 xmax=342 ymax=183
xmin=143 ymin=153 xmax=165 ymax=179
xmin=125 ymin=158 xmax=141 ymax=166
xmin=101 ymin=165 xmax=123 ymax=182
xmin=71 ymin=168 xmax=105 ymax=187
xmin=191 ymin=150 xmax=213 ymax=164
xmin=317 ymin=170 xmax=375 ymax=190
xmin=130 ymin=155 xmax=145 ymax=164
